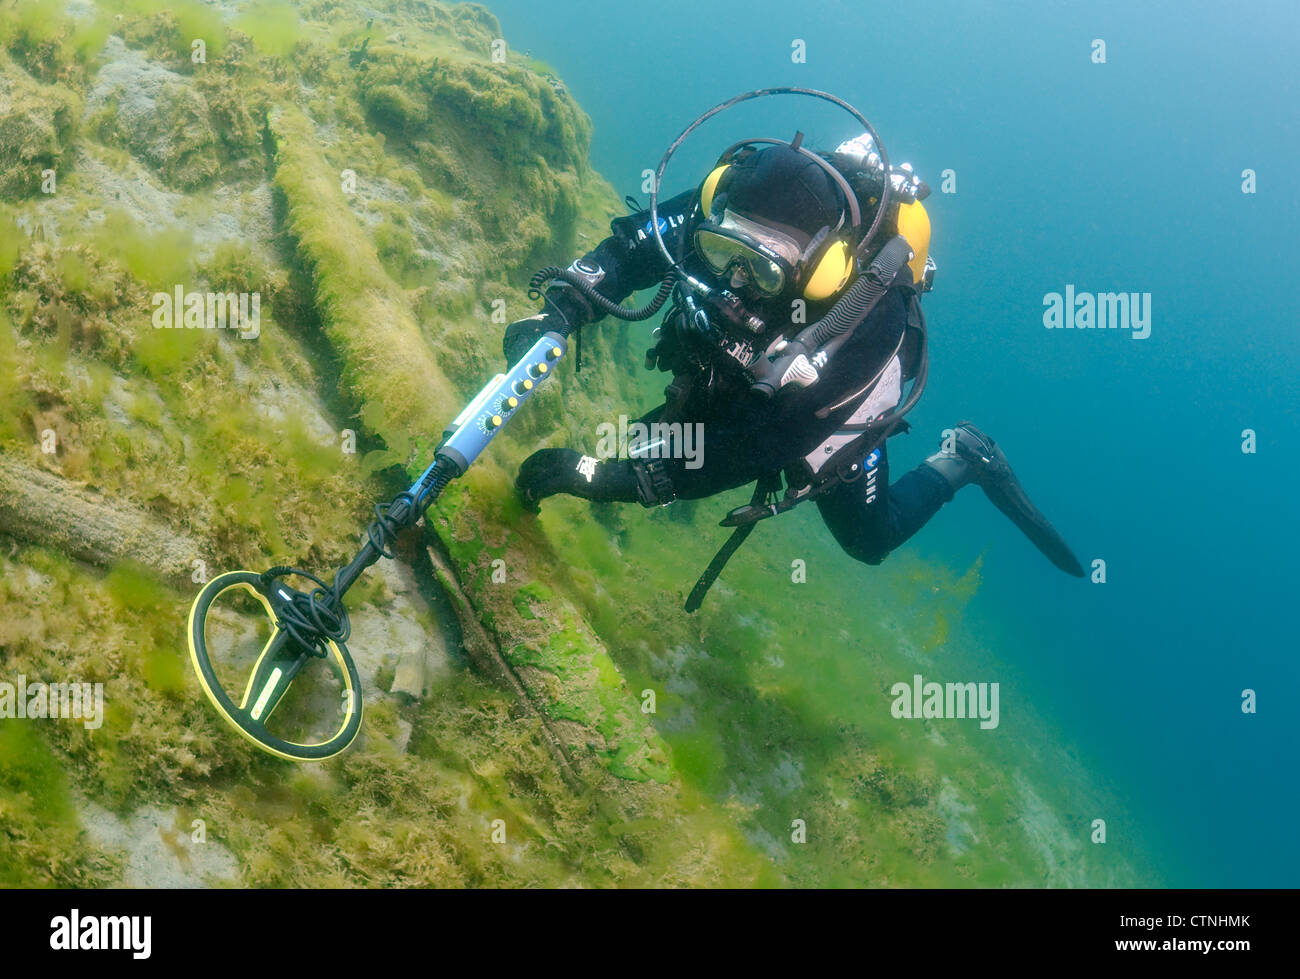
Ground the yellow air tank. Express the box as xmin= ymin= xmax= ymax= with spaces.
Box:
xmin=895 ymin=199 xmax=931 ymax=287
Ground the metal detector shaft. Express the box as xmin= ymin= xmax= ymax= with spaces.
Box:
xmin=330 ymin=330 xmax=569 ymax=599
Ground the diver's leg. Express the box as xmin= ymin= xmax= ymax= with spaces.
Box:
xmin=815 ymin=444 xmax=954 ymax=564
xmin=920 ymin=422 xmax=1085 ymax=576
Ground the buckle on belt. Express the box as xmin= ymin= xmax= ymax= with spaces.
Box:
xmin=633 ymin=458 xmax=677 ymax=507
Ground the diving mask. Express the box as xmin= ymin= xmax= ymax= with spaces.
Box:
xmin=693 ymin=210 xmax=803 ymax=297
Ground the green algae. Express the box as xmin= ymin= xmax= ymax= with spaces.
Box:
xmin=90 ymin=208 xmax=194 ymax=290
xmin=233 ymin=1 xmax=303 ymax=60
xmin=103 ymin=0 xmax=227 ymax=65
xmin=0 ymin=720 xmax=120 ymax=886
xmin=0 ymin=0 xmax=110 ymax=84
xmin=0 ymin=49 xmax=82 ymax=200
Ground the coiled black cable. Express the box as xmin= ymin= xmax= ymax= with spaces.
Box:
xmin=260 ymin=566 xmax=350 ymax=657
xmin=527 ymin=266 xmax=676 ymax=321
xmin=364 ymin=493 xmax=415 ymax=559
xmin=257 ymin=462 xmax=457 ymax=658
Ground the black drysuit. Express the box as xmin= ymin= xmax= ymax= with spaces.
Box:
xmin=530 ymin=190 xmax=954 ymax=565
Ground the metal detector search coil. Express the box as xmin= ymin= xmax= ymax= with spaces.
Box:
xmin=188 ymin=570 xmax=362 ymax=761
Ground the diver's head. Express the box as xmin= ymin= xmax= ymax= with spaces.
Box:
xmin=694 ymin=142 xmax=856 ymax=303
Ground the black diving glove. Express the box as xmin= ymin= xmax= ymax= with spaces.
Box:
xmin=502 ymin=287 xmax=587 ymax=366
xmin=504 ymin=311 xmax=572 ymax=366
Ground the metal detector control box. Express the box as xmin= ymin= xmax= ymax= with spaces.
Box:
xmin=425 ymin=331 xmax=568 ymax=480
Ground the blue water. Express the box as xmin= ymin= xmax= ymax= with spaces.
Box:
xmin=489 ymin=0 xmax=1300 ymax=887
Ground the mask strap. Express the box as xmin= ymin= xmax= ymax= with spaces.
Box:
xmin=801 ymin=226 xmax=831 ymax=266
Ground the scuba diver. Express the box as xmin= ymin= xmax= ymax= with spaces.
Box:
xmin=503 ymin=90 xmax=1084 ymax=610
xmin=182 ymin=91 xmax=1083 ymax=763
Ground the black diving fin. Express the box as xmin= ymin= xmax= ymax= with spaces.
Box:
xmin=934 ymin=423 xmax=1086 ymax=577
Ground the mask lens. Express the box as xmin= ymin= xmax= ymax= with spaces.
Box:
xmin=747 ymin=256 xmax=785 ymax=295
xmin=694 ymin=229 xmax=743 ymax=272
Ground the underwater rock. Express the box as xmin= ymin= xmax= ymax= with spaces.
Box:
xmin=55 ymin=147 xmax=187 ymax=242
xmin=349 ymin=558 xmax=451 ymax=702
xmin=0 ymin=54 xmax=80 ymax=200
xmin=390 ymin=649 xmax=426 ymax=700
xmin=87 ymin=36 xmax=221 ymax=190
xmin=78 ymin=799 xmax=239 ymax=887
xmin=1014 ymin=773 xmax=1090 ymax=887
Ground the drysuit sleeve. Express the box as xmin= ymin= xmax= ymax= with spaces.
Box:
xmin=542 ymin=188 xmax=697 ymax=328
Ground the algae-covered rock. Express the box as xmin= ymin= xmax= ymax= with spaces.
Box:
xmin=0 ymin=0 xmax=109 ymax=86
xmin=6 ymin=239 xmax=143 ymax=365
xmin=87 ymin=36 xmax=231 ymax=190
xmin=362 ymin=82 xmax=428 ymax=131
xmin=0 ymin=54 xmax=80 ymax=199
